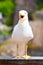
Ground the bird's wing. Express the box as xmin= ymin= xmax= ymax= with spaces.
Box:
xmin=12 ymin=24 xmax=18 ymax=38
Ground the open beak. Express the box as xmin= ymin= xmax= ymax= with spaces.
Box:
xmin=19 ymin=14 xmax=24 ymax=23
xmin=20 ymin=14 xmax=24 ymax=19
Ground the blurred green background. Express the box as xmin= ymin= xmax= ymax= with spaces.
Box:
xmin=0 ymin=0 xmax=16 ymax=26
xmin=0 ymin=0 xmax=16 ymax=39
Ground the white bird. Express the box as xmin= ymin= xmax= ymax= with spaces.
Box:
xmin=12 ymin=10 xmax=33 ymax=59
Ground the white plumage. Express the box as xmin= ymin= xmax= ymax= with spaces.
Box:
xmin=12 ymin=10 xmax=33 ymax=58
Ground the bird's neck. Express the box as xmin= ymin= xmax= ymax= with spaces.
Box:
xmin=19 ymin=18 xmax=29 ymax=26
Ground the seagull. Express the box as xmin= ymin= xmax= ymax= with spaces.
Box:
xmin=12 ymin=10 xmax=33 ymax=59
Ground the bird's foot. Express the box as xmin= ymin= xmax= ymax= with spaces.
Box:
xmin=14 ymin=55 xmax=31 ymax=59
xmin=22 ymin=55 xmax=31 ymax=59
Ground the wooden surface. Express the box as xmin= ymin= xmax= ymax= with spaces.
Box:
xmin=0 ymin=60 xmax=43 ymax=65
xmin=0 ymin=56 xmax=43 ymax=65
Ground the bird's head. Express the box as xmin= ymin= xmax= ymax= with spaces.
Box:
xmin=19 ymin=10 xmax=28 ymax=23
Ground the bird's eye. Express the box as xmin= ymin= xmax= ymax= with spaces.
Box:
xmin=25 ymin=13 xmax=26 ymax=14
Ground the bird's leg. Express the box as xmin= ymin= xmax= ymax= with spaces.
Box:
xmin=16 ymin=44 xmax=19 ymax=57
xmin=22 ymin=45 xmax=31 ymax=59
xmin=17 ymin=43 xmax=26 ymax=58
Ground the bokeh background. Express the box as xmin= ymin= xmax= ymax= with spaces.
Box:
xmin=0 ymin=0 xmax=43 ymax=56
